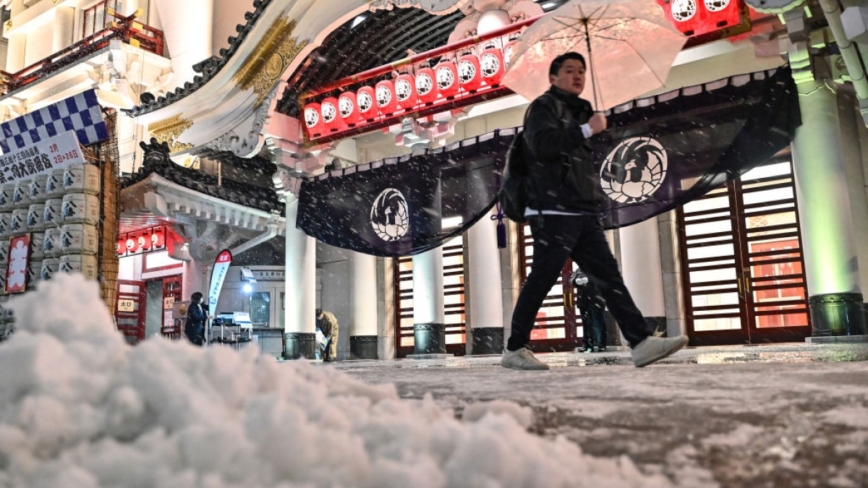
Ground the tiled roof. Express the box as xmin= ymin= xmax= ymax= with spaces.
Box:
xmin=122 ymin=0 xmax=273 ymax=117
xmin=123 ymin=139 xmax=284 ymax=214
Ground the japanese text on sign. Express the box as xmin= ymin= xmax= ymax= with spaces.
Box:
xmin=0 ymin=131 xmax=85 ymax=185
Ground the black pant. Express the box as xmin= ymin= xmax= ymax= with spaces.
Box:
xmin=507 ymin=215 xmax=652 ymax=351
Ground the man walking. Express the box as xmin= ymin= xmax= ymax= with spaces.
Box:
xmin=501 ymin=52 xmax=687 ymax=370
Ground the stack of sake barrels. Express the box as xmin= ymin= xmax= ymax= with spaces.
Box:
xmin=40 ymin=166 xmax=66 ymax=281
xmin=26 ymin=170 xmax=48 ymax=288
xmin=56 ymin=162 xmax=100 ymax=280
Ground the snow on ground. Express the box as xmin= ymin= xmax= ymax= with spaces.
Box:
xmin=335 ymin=347 xmax=868 ymax=488
xmin=0 ymin=274 xmax=674 ymax=488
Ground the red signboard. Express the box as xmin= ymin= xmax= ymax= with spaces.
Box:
xmin=6 ymin=235 xmax=30 ymax=293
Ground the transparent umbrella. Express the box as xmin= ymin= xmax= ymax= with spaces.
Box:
xmin=503 ymin=0 xmax=687 ymax=110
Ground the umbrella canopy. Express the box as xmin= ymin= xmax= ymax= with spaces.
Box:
xmin=503 ymin=0 xmax=687 ymax=110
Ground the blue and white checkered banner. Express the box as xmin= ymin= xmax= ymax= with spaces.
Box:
xmin=0 ymin=89 xmax=108 ymax=153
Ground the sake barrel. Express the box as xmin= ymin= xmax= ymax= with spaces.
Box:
xmin=0 ymin=239 xmax=8 ymax=265
xmin=0 ymin=184 xmax=14 ymax=210
xmin=45 ymin=169 xmax=65 ymax=197
xmin=43 ymin=227 xmax=61 ymax=257
xmin=61 ymin=193 xmax=99 ymax=225
xmin=43 ymin=198 xmax=62 ymax=227
xmin=62 ymin=163 xmax=101 ymax=195
xmin=28 ymin=259 xmax=42 ymax=287
xmin=30 ymin=231 xmax=44 ymax=260
xmin=0 ymin=267 xmax=7 ymax=294
xmin=40 ymin=258 xmax=59 ymax=281
xmin=9 ymin=208 xmax=27 ymax=235
xmin=27 ymin=203 xmax=45 ymax=231
xmin=12 ymin=179 xmax=30 ymax=208
xmin=59 ymin=254 xmax=98 ymax=280
xmin=28 ymin=175 xmax=48 ymax=203
xmin=0 ymin=213 xmax=10 ymax=237
xmin=60 ymin=223 xmax=98 ymax=255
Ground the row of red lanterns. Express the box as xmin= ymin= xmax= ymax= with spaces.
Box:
xmin=304 ymin=42 xmax=516 ymax=139
xmin=117 ymin=226 xmax=166 ymax=256
xmin=655 ymin=0 xmax=747 ymax=39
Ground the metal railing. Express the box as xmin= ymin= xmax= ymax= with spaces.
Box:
xmin=0 ymin=11 xmax=164 ymax=95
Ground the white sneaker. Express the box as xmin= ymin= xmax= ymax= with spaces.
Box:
xmin=631 ymin=335 xmax=688 ymax=368
xmin=501 ymin=347 xmax=550 ymax=370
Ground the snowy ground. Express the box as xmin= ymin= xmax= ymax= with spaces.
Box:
xmin=335 ymin=347 xmax=868 ymax=488
xmin=2 ymin=275 xmax=866 ymax=488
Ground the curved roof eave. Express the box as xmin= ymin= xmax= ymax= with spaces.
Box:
xmin=122 ymin=0 xmax=373 ymax=155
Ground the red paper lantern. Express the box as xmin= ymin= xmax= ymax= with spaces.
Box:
xmin=458 ymin=52 xmax=483 ymax=93
xmin=356 ymin=86 xmax=377 ymax=122
xmin=117 ymin=237 xmax=127 ymax=255
xmin=436 ymin=61 xmax=460 ymax=99
xmin=375 ymin=79 xmax=398 ymax=117
xmin=138 ymin=233 xmax=152 ymax=251
xmin=416 ymin=67 xmax=438 ymax=105
xmin=338 ymin=91 xmax=361 ymax=127
xmin=151 ymin=229 xmax=165 ymax=249
xmin=504 ymin=39 xmax=520 ymax=67
xmin=303 ymin=102 xmax=324 ymax=138
xmin=395 ymin=73 xmax=418 ymax=112
xmin=655 ymin=0 xmax=747 ymax=39
xmin=321 ymin=97 xmax=345 ymax=133
xmin=126 ymin=236 xmax=138 ymax=254
xmin=479 ymin=46 xmax=505 ymax=87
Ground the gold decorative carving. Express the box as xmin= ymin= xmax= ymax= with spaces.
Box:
xmin=233 ymin=16 xmax=308 ymax=107
xmin=148 ymin=114 xmax=195 ymax=154
xmin=4 ymin=20 xmax=11 ymax=32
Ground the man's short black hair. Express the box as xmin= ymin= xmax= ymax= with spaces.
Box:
xmin=549 ymin=52 xmax=586 ymax=77
xmin=191 ymin=292 xmax=203 ymax=302
xmin=316 ymin=308 xmax=323 ymax=317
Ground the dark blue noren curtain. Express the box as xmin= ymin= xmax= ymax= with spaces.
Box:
xmin=297 ymin=67 xmax=800 ymax=256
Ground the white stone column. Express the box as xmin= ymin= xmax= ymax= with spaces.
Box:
xmin=412 ymin=248 xmax=446 ymax=354
xmin=183 ymin=258 xmax=205 ymax=299
xmin=52 ymin=8 xmax=76 ymax=52
xmin=152 ymin=0 xmax=213 ymax=85
xmin=792 ymin=80 xmax=865 ymax=336
xmin=467 ymin=214 xmax=505 ymax=353
xmin=620 ymin=218 xmax=667 ymax=334
xmin=349 ymin=251 xmax=379 ymax=359
xmin=284 ymin=195 xmax=317 ymax=358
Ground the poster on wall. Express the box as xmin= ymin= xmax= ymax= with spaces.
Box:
xmin=0 ymin=131 xmax=85 ymax=185
xmin=6 ymin=235 xmax=30 ymax=294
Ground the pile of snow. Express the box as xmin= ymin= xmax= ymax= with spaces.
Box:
xmin=0 ymin=274 xmax=673 ymax=488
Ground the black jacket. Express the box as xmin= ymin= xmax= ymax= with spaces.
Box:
xmin=524 ymin=86 xmax=602 ymax=213
xmin=186 ymin=302 xmax=207 ymax=333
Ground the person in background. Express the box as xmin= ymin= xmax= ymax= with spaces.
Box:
xmin=316 ymin=308 xmax=339 ymax=362
xmin=572 ymin=267 xmax=607 ymax=353
xmin=185 ymin=292 xmax=207 ymax=346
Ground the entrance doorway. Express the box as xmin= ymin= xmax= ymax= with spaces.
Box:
xmin=116 ymin=280 xmax=146 ymax=344
xmin=394 ymin=236 xmax=467 ymax=357
xmin=677 ymin=159 xmax=810 ymax=345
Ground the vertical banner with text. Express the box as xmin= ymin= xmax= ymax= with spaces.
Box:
xmin=208 ymin=250 xmax=232 ymax=310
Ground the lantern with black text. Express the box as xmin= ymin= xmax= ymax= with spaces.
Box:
xmin=138 ymin=232 xmax=152 ymax=251
xmin=151 ymin=229 xmax=165 ymax=249
xmin=458 ymin=52 xmax=483 ymax=93
xmin=303 ymin=102 xmax=324 ymax=138
xmin=480 ymin=45 xmax=505 ymax=87
xmin=415 ymin=67 xmax=438 ymax=105
xmin=504 ymin=37 xmax=521 ymax=67
xmin=321 ymin=96 xmax=345 ymax=133
xmin=117 ymin=237 xmax=127 ymax=256
xmin=126 ymin=236 xmax=138 ymax=254
xmin=395 ymin=73 xmax=418 ymax=112
xmin=338 ymin=91 xmax=361 ymax=127
xmin=436 ymin=60 xmax=460 ymax=99
xmin=655 ymin=0 xmax=748 ymax=40
xmin=357 ymin=86 xmax=377 ymax=122
xmin=375 ymin=79 xmax=398 ymax=117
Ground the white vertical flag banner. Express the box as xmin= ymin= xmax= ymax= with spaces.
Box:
xmin=208 ymin=249 xmax=232 ymax=309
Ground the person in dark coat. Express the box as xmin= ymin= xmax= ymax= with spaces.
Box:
xmin=500 ymin=52 xmax=688 ymax=371
xmin=185 ymin=292 xmax=207 ymax=346
xmin=572 ymin=267 xmax=607 ymax=352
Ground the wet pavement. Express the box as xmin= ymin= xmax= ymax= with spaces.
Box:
xmin=334 ymin=343 xmax=868 ymax=488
